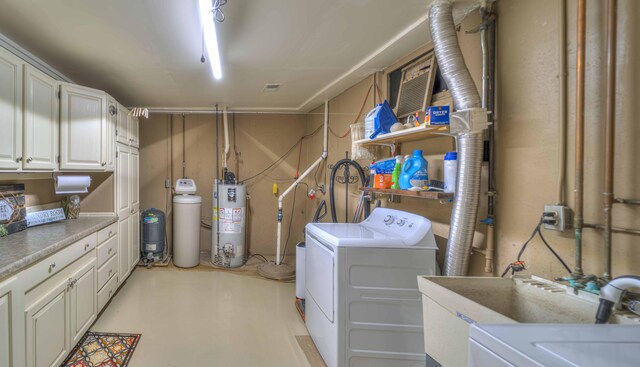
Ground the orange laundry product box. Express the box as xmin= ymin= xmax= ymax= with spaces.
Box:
xmin=374 ymin=174 xmax=393 ymax=189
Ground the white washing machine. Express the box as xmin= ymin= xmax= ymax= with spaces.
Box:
xmin=305 ymin=208 xmax=439 ymax=367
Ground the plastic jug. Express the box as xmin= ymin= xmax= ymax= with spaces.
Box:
xmin=399 ymin=150 xmax=428 ymax=190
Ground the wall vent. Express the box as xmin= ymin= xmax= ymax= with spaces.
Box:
xmin=262 ymin=83 xmax=282 ymax=92
xmin=395 ymin=50 xmax=437 ymax=119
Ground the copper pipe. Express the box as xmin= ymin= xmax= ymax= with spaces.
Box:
xmin=573 ymin=0 xmax=587 ymax=277
xmin=615 ymin=198 xmax=640 ymax=205
xmin=584 ymin=223 xmax=640 ymax=237
xmin=603 ymin=0 xmax=617 ymax=281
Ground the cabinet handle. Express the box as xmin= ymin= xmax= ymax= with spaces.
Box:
xmin=15 ymin=156 xmax=22 ymax=163
xmin=84 ymin=243 xmax=90 ymax=251
xmin=108 ymin=248 xmax=113 ymax=254
xmin=26 ymin=157 xmax=33 ymax=163
xmin=108 ymin=290 xmax=113 ymax=297
xmin=49 ymin=262 xmax=56 ymax=272
xmin=108 ymin=230 xmax=113 ymax=237
xmin=130 ymin=209 xmax=134 ymax=214
xmin=101 ymin=162 xmax=107 ymax=166
xmin=108 ymin=269 xmax=113 ymax=276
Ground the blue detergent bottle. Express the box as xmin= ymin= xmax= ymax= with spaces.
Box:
xmin=399 ymin=150 xmax=429 ymax=190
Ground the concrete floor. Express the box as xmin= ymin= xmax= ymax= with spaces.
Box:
xmin=91 ymin=268 xmax=311 ymax=366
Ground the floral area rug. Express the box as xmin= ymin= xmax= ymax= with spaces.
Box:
xmin=61 ymin=332 xmax=141 ymax=367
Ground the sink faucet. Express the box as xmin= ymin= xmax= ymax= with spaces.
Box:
xmin=596 ymin=275 xmax=640 ymax=324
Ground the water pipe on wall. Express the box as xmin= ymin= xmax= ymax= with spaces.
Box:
xmin=556 ymin=0 xmax=568 ymax=206
xmin=573 ymin=0 xmax=586 ymax=277
xmin=602 ymin=0 xmax=617 ymax=281
xmin=223 ymin=106 xmax=230 ymax=171
xmin=275 ymin=101 xmax=329 ymax=266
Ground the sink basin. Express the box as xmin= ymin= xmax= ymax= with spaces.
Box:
xmin=418 ymin=275 xmax=640 ymax=367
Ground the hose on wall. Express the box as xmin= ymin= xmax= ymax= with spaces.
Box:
xmin=429 ymin=0 xmax=484 ymax=276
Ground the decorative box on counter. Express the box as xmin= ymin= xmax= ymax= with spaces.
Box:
xmin=0 ymin=184 xmax=27 ymax=237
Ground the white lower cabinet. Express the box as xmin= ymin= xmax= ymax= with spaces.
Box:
xmin=69 ymin=259 xmax=97 ymax=346
xmin=0 ymin=276 xmax=19 ymax=367
xmin=24 ymin=278 xmax=69 ymax=367
xmin=130 ymin=210 xmax=140 ymax=270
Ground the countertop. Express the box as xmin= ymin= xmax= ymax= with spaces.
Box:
xmin=0 ymin=215 xmax=117 ymax=280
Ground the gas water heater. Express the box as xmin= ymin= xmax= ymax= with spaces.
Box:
xmin=212 ymin=182 xmax=246 ymax=267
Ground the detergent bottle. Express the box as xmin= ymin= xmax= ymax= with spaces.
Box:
xmin=399 ymin=150 xmax=428 ymax=190
xmin=390 ymin=156 xmax=403 ymax=190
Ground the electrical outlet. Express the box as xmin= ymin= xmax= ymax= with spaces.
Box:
xmin=165 ymin=179 xmax=171 ymax=189
xmin=543 ymin=205 xmax=571 ymax=231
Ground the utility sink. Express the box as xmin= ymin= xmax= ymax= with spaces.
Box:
xmin=418 ymin=275 xmax=640 ymax=367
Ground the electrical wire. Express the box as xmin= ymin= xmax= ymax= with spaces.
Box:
xmin=501 ymin=217 xmax=572 ymax=277
xmin=240 ymin=124 xmax=323 ymax=183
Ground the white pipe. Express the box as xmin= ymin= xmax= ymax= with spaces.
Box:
xmin=323 ymin=100 xmax=329 ymax=154
xmin=223 ymin=106 xmax=230 ymax=170
xmin=275 ymin=101 xmax=329 ymax=265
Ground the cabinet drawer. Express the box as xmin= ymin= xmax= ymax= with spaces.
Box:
xmin=23 ymin=233 xmax=97 ymax=290
xmin=97 ymin=255 xmax=117 ymax=291
xmin=97 ymin=222 xmax=117 ymax=244
xmin=97 ymin=235 xmax=117 ymax=267
xmin=97 ymin=273 xmax=118 ymax=312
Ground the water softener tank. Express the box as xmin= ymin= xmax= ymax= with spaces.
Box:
xmin=212 ymin=182 xmax=246 ymax=268
xmin=141 ymin=208 xmax=166 ymax=262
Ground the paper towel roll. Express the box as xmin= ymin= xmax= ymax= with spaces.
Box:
xmin=55 ymin=176 xmax=92 ymax=194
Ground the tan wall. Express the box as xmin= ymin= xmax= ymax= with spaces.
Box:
xmin=0 ymin=173 xmax=114 ymax=213
xmin=139 ymin=113 xmax=309 ymax=256
xmin=494 ymin=0 xmax=640 ymax=278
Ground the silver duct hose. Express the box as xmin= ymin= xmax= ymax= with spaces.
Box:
xmin=429 ymin=0 xmax=481 ymax=110
xmin=429 ymin=0 xmax=484 ymax=276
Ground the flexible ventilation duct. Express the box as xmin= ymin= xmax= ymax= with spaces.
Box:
xmin=429 ymin=0 xmax=484 ymax=276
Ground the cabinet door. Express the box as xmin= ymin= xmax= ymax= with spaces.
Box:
xmin=118 ymin=217 xmax=131 ymax=286
xmin=0 ymin=277 xmax=17 ymax=367
xmin=24 ymin=280 xmax=69 ymax=367
xmin=69 ymin=259 xmax=96 ymax=346
xmin=23 ymin=65 xmax=59 ymax=170
xmin=130 ymin=116 xmax=139 ymax=147
xmin=130 ymin=210 xmax=140 ymax=270
xmin=116 ymin=145 xmax=131 ymax=219
xmin=59 ymin=84 xmax=106 ymax=170
xmin=0 ymin=290 xmax=10 ymax=367
xmin=116 ymin=104 xmax=129 ymax=145
xmin=130 ymin=149 xmax=139 ymax=213
xmin=105 ymin=97 xmax=117 ymax=172
xmin=0 ymin=47 xmax=23 ymax=170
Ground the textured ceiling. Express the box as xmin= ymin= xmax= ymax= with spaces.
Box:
xmin=0 ymin=0 xmax=478 ymax=111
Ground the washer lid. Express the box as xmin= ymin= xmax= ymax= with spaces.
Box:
xmin=306 ymin=223 xmax=413 ymax=248
xmin=173 ymin=195 xmax=202 ymax=204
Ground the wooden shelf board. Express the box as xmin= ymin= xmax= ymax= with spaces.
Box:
xmin=354 ymin=125 xmax=450 ymax=146
xmin=360 ymin=187 xmax=453 ymax=200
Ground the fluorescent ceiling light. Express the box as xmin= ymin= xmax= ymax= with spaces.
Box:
xmin=199 ymin=0 xmax=222 ymax=80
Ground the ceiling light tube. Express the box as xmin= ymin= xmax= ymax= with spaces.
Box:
xmin=199 ymin=0 xmax=222 ymax=80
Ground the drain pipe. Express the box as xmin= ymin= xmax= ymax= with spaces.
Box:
xmin=223 ymin=106 xmax=230 ymax=172
xmin=430 ymin=0 xmax=489 ymax=276
xmin=602 ymin=0 xmax=617 ymax=281
xmin=275 ymin=101 xmax=329 ymax=265
xmin=573 ymin=0 xmax=587 ymax=277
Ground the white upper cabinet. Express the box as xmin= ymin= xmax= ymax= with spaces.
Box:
xmin=59 ymin=83 xmax=107 ymax=171
xmin=130 ymin=116 xmax=139 ymax=148
xmin=0 ymin=47 xmax=24 ymax=170
xmin=116 ymin=103 xmax=129 ymax=145
xmin=105 ymin=96 xmax=118 ymax=171
xmin=23 ymin=65 xmax=59 ymax=170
